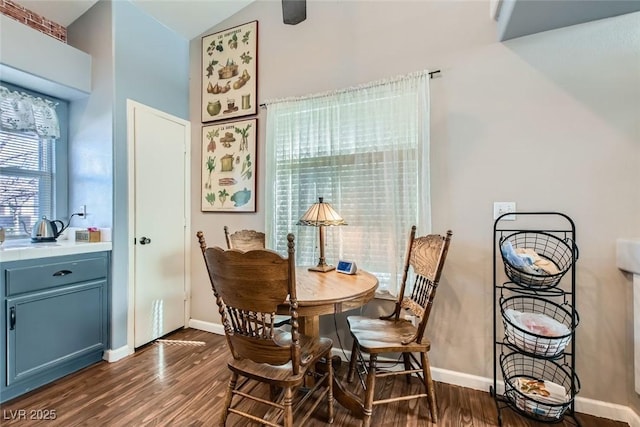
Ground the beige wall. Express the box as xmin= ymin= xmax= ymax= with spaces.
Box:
xmin=189 ymin=1 xmax=640 ymax=411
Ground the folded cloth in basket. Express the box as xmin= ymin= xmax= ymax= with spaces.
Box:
xmin=501 ymin=242 xmax=545 ymax=275
xmin=501 ymin=241 xmax=538 ymax=274
xmin=514 ymin=248 xmax=560 ymax=275
xmin=505 ymin=309 xmax=569 ymax=338
xmin=515 ymin=377 xmax=569 ymax=404
xmin=504 ymin=309 xmax=571 ymax=355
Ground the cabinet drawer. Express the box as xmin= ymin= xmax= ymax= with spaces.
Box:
xmin=5 ymin=256 xmax=108 ymax=296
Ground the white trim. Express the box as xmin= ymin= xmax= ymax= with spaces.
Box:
xmin=628 ymin=408 xmax=640 ymax=427
xmin=102 ymin=345 xmax=133 ymax=363
xmin=189 ymin=323 xmax=640 ymax=425
xmin=575 ymin=397 xmax=640 ymax=427
xmin=189 ymin=319 xmax=226 ymax=336
xmin=126 ymin=100 xmax=135 ymax=354
xmin=428 ymin=367 xmax=640 ymax=426
xmin=431 ymin=366 xmax=499 ymax=393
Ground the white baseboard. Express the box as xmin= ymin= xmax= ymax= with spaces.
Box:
xmin=103 ymin=344 xmax=133 ymax=363
xmin=627 ymin=407 xmax=640 ymax=427
xmin=190 ymin=321 xmax=640 ymax=426
xmin=189 ymin=318 xmax=225 ymax=335
xmin=431 ymin=366 xmax=640 ymax=426
xmin=104 ymin=320 xmax=222 ymax=363
xmin=431 ymin=366 xmax=498 ymax=393
xmin=575 ymin=396 xmax=640 ymax=427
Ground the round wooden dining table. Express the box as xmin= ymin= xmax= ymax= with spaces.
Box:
xmin=277 ymin=267 xmax=378 ymax=418
xmin=277 ymin=267 xmax=379 ymax=338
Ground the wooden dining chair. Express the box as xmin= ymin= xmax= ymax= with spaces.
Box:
xmin=223 ymin=226 xmax=266 ymax=251
xmin=223 ymin=226 xmax=290 ymax=328
xmin=346 ymin=226 xmax=452 ymax=426
xmin=197 ymin=231 xmax=335 ymax=427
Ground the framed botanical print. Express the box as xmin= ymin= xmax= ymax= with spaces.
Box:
xmin=201 ymin=20 xmax=258 ymax=123
xmin=201 ymin=118 xmax=257 ymax=212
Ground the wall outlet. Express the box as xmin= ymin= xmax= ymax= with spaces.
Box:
xmin=494 ymin=202 xmax=516 ymax=220
xmin=79 ymin=205 xmax=87 ymax=218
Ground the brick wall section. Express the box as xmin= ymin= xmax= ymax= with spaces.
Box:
xmin=0 ymin=0 xmax=67 ymax=43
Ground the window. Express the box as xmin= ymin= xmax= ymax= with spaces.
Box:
xmin=0 ymin=83 xmax=67 ymax=239
xmin=265 ymin=71 xmax=430 ymax=296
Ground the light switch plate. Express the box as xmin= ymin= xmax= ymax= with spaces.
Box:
xmin=494 ymin=202 xmax=516 ymax=220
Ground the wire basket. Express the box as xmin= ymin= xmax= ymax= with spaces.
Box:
xmin=501 ymin=296 xmax=578 ymax=358
xmin=500 ymin=352 xmax=580 ymax=421
xmin=500 ymin=231 xmax=576 ymax=288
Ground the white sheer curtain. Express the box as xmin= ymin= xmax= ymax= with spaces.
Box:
xmin=0 ymin=85 xmax=60 ymax=138
xmin=265 ymin=70 xmax=430 ymax=297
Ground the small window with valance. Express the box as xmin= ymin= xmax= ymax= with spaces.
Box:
xmin=0 ymin=82 xmax=67 ymax=239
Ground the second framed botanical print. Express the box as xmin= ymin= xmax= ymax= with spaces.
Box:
xmin=201 ymin=118 xmax=257 ymax=212
xmin=201 ymin=20 xmax=258 ymax=123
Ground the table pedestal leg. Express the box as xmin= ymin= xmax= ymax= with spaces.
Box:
xmin=333 ymin=376 xmax=365 ymax=419
xmin=315 ymin=357 xmax=365 ymax=419
xmin=298 ymin=315 xmax=364 ymax=418
xmin=299 ymin=316 xmax=320 ymax=387
xmin=298 ymin=315 xmax=319 ymax=338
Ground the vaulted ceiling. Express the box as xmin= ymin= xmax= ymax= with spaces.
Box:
xmin=10 ymin=0 xmax=256 ymax=40
xmin=10 ymin=0 xmax=640 ymax=42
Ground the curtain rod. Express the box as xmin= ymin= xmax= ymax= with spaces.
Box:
xmin=259 ymin=69 xmax=441 ymax=109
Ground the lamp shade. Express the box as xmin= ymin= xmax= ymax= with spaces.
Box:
xmin=297 ymin=197 xmax=347 ymax=226
xmin=297 ymin=197 xmax=346 ymax=272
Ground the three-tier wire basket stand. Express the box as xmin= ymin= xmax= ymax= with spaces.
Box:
xmin=491 ymin=212 xmax=581 ymax=426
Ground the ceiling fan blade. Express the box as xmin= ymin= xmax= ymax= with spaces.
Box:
xmin=282 ymin=0 xmax=306 ymax=25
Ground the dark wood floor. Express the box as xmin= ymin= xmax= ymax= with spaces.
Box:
xmin=0 ymin=328 xmax=628 ymax=427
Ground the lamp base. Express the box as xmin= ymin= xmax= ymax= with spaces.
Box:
xmin=308 ymin=264 xmax=335 ymax=273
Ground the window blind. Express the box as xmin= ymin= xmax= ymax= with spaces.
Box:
xmin=265 ymin=71 xmax=431 ymax=296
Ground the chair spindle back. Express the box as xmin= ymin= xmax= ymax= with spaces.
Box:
xmin=197 ymin=231 xmax=301 ymax=371
xmin=395 ymin=226 xmax=453 ymax=343
xmin=224 ymin=226 xmax=266 ymax=251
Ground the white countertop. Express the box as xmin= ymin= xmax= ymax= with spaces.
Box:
xmin=0 ymin=239 xmax=112 ymax=262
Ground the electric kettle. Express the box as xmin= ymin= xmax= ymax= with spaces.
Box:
xmin=31 ymin=216 xmax=67 ymax=243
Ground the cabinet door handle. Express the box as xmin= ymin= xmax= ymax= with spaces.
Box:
xmin=10 ymin=307 xmax=15 ymax=330
xmin=53 ymin=269 xmax=73 ymax=276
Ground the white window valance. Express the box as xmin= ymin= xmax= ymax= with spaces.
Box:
xmin=0 ymin=85 xmax=60 ymax=138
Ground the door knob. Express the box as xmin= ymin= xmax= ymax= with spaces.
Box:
xmin=139 ymin=237 xmax=151 ymax=245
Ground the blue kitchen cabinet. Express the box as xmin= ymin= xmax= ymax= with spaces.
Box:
xmin=1 ymin=251 xmax=110 ymax=403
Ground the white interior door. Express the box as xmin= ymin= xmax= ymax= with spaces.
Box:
xmin=127 ymin=100 xmax=190 ymax=348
